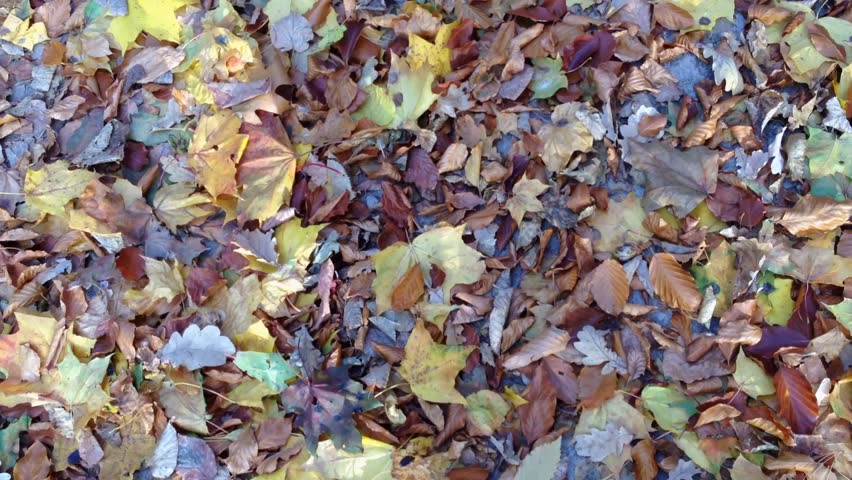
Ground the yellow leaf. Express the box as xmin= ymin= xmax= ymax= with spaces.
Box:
xmin=234 ymin=320 xmax=276 ymax=353
xmin=24 ymin=160 xmax=98 ymax=216
xmin=188 ymin=111 xmax=249 ymax=199
xmin=506 ymin=175 xmax=548 ymax=225
xmin=107 ymin=0 xmax=195 ymax=52
xmin=237 ymin=123 xmax=298 ymax=222
xmin=228 ymin=379 xmax=279 ymax=408
xmin=274 ymin=218 xmax=326 ymax=266
xmin=667 ymin=0 xmax=734 ymax=31
xmin=140 ymin=258 xmax=184 ymax=302
xmin=399 ymin=320 xmax=474 ymax=404
xmin=152 ymin=182 xmax=213 ymax=232
xmin=372 ymin=224 xmax=485 ymax=313
xmin=540 ymin=104 xmax=596 ymax=172
xmin=0 ymin=16 xmax=48 ymax=51
xmin=587 ymin=192 xmax=651 ymax=253
xmin=406 ymin=21 xmax=457 ymax=76
xmin=389 ymin=55 xmax=440 ymax=128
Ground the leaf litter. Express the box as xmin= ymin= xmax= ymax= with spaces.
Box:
xmin=0 ymin=0 xmax=851 ymax=479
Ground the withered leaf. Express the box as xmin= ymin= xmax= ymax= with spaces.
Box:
xmin=649 ymin=253 xmax=702 ymax=312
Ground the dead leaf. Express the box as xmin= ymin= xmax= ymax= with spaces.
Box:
xmin=649 ymin=253 xmax=702 ymax=312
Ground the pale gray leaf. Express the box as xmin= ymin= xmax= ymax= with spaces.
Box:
xmin=271 ymin=14 xmax=314 ymax=53
xmin=148 ymin=423 xmax=178 ymax=479
xmin=574 ymin=326 xmax=627 ymax=375
xmin=574 ymin=424 xmax=632 ymax=462
xmin=160 ymin=325 xmax=236 ymax=371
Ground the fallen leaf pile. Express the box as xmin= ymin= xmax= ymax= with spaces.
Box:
xmin=0 ymin=0 xmax=851 ymax=478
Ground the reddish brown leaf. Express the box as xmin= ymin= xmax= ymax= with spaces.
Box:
xmin=806 ymin=22 xmax=847 ymax=62
xmin=404 ymin=147 xmax=440 ymax=192
xmin=632 ymin=439 xmax=658 ymax=480
xmin=577 ymin=365 xmax=617 ymax=409
xmin=517 ymin=364 xmax=556 ymax=443
xmin=706 ymin=184 xmax=765 ymax=227
xmin=774 ymin=366 xmax=819 ymax=434
xmin=13 ymin=441 xmax=50 ymax=479
xmin=542 ymin=355 xmax=578 ymax=405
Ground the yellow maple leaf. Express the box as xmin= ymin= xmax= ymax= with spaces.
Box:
xmin=107 ymin=0 xmax=195 ymax=52
xmin=24 ymin=160 xmax=98 ymax=216
xmin=406 ymin=21 xmax=457 ymax=76
xmin=399 ymin=320 xmax=474 ymax=404
xmin=188 ymin=111 xmax=248 ymax=199
xmin=152 ymin=182 xmax=213 ymax=232
xmin=372 ymin=224 xmax=485 ymax=313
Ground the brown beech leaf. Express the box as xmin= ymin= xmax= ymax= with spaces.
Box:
xmin=502 ymin=327 xmax=570 ymax=370
xmin=806 ymin=23 xmax=847 ymax=63
xmin=631 ymin=439 xmax=658 ymax=480
xmin=437 ymin=143 xmax=469 ymax=173
xmin=654 ymin=2 xmax=695 ymax=30
xmin=649 ymin=253 xmax=702 ymax=312
xmin=590 ymin=259 xmax=628 ymax=316
xmin=778 ymin=195 xmax=852 ymax=236
xmin=695 ymin=403 xmax=741 ymax=427
xmin=774 ymin=366 xmax=819 ymax=434
xmin=542 ymin=355 xmax=578 ymax=405
xmin=637 ymin=113 xmax=668 ymax=137
xmin=517 ymin=364 xmax=556 ymax=443
xmin=391 ymin=264 xmax=425 ymax=311
xmin=578 ymin=365 xmax=617 ymax=409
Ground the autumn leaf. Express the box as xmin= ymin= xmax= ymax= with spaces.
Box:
xmin=590 ymin=259 xmax=629 ymax=316
xmin=187 ymin=111 xmax=248 ymax=199
xmin=506 ymin=175 xmax=548 ymax=225
xmin=640 ymin=385 xmax=697 ymax=433
xmin=390 ymin=264 xmax=425 ymax=311
xmin=778 ymin=195 xmax=852 ymax=236
xmin=733 ymin=351 xmax=775 ymax=398
xmin=774 ymin=366 xmax=819 ymax=434
xmin=626 ymin=140 xmax=718 ymax=217
xmin=24 ymin=160 xmax=98 ymax=216
xmin=649 ymin=253 xmax=702 ymax=312
xmin=399 ymin=320 xmax=474 ymax=404
xmin=372 ymin=224 xmax=485 ymax=313
xmin=237 ymin=116 xmax=298 ymax=222
xmin=575 ymin=424 xmax=632 ymax=462
xmin=160 ymin=325 xmax=236 ymax=371
xmin=107 ymin=0 xmax=193 ymax=52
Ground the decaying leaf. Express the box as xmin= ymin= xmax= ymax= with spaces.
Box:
xmin=399 ymin=320 xmax=474 ymax=404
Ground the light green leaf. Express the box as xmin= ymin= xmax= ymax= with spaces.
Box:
xmin=826 ymin=298 xmax=852 ymax=332
xmin=274 ymin=218 xmax=326 ymax=267
xmin=530 ymin=56 xmax=568 ymax=99
xmin=465 ymin=390 xmax=510 ymax=436
xmin=301 ymin=437 xmax=393 ymax=480
xmin=733 ymin=351 xmax=775 ymax=399
xmin=56 ymin=348 xmax=111 ymax=412
xmin=389 ymin=55 xmax=440 ymax=128
xmin=234 ymin=352 xmax=298 ymax=392
xmin=756 ymin=274 xmax=794 ymax=326
xmin=640 ymin=385 xmax=697 ymax=434
xmin=516 ymin=437 xmax=562 ymax=478
xmin=806 ymin=127 xmax=852 ymax=179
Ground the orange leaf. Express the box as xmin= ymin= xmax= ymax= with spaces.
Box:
xmin=695 ymin=403 xmax=741 ymax=427
xmin=590 ymin=259 xmax=628 ymax=315
xmin=649 ymin=253 xmax=701 ymax=312
xmin=631 ymin=439 xmax=658 ymax=480
xmin=773 ymin=366 xmax=818 ymax=434
xmin=778 ymin=195 xmax=852 ymax=237
xmin=391 ymin=264 xmax=425 ymax=311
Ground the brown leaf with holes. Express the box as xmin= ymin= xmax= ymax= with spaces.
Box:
xmin=649 ymin=253 xmax=702 ymax=312
xmin=774 ymin=366 xmax=819 ymax=434
xmin=590 ymin=259 xmax=628 ymax=316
